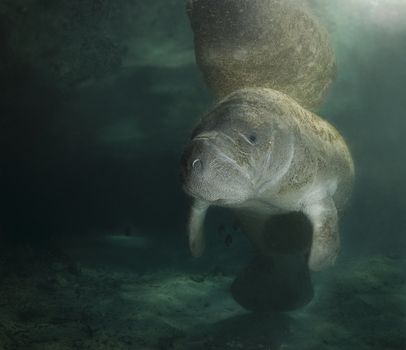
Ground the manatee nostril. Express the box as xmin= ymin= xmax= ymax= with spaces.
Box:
xmin=192 ymin=158 xmax=203 ymax=171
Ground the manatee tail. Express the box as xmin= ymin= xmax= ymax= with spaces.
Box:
xmin=231 ymin=254 xmax=314 ymax=312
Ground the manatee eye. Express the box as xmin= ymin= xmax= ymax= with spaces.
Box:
xmin=238 ymin=132 xmax=258 ymax=145
xmin=248 ymin=134 xmax=257 ymax=144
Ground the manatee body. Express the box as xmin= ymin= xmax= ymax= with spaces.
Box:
xmin=186 ymin=0 xmax=336 ymax=110
xmin=181 ymin=88 xmax=354 ymax=271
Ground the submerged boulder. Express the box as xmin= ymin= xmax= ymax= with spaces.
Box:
xmin=187 ymin=0 xmax=336 ymax=110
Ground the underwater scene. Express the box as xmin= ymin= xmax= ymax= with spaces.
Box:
xmin=0 ymin=0 xmax=405 ymax=349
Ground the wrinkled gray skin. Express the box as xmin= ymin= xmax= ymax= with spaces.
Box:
xmin=181 ymin=88 xmax=354 ymax=271
xmin=186 ymin=0 xmax=336 ymax=110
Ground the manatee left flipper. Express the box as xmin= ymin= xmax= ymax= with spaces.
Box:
xmin=304 ymin=197 xmax=340 ymax=271
xmin=188 ymin=200 xmax=209 ymax=257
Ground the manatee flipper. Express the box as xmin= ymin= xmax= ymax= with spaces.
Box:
xmin=188 ymin=200 xmax=209 ymax=257
xmin=304 ymin=197 xmax=340 ymax=271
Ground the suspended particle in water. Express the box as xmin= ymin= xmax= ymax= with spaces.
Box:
xmin=225 ymin=234 xmax=233 ymax=247
xmin=218 ymin=223 xmax=226 ymax=236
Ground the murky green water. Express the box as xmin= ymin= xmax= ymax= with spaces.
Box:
xmin=0 ymin=1 xmax=405 ymax=349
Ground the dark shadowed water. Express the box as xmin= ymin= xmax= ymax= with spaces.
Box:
xmin=0 ymin=1 xmax=405 ymax=349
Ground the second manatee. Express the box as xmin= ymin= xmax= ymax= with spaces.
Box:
xmin=186 ymin=0 xmax=336 ymax=110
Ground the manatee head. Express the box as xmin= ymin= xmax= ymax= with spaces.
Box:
xmin=181 ymin=88 xmax=293 ymax=208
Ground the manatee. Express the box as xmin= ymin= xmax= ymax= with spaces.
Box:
xmin=180 ymin=88 xmax=354 ymax=272
xmin=186 ymin=0 xmax=336 ymax=110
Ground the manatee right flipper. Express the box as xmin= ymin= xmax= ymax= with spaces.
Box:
xmin=188 ymin=199 xmax=209 ymax=257
xmin=304 ymin=197 xmax=340 ymax=271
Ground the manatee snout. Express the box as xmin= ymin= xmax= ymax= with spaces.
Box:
xmin=180 ymin=140 xmax=212 ymax=200
xmin=180 ymin=139 xmax=208 ymax=180
xmin=181 ymin=133 xmax=253 ymax=205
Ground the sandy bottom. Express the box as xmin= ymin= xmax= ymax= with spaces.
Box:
xmin=0 ymin=236 xmax=405 ymax=350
